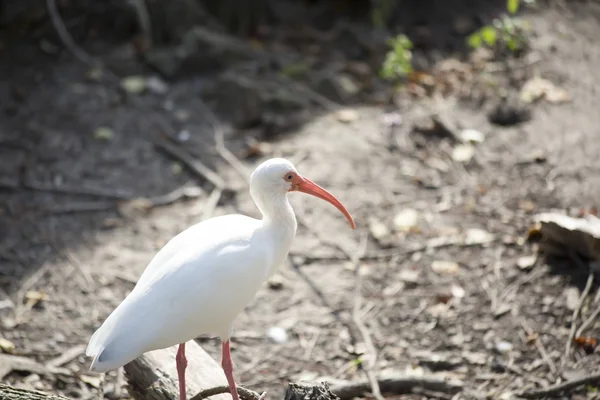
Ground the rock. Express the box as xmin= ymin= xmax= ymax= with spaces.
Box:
xmin=145 ymin=27 xmax=264 ymax=79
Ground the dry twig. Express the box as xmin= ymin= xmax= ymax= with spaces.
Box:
xmin=214 ymin=126 xmax=250 ymax=183
xmin=518 ymin=371 xmax=600 ymax=399
xmin=563 ymin=257 xmax=594 ymax=363
xmin=13 ymin=262 xmax=53 ymax=320
xmin=350 ymin=234 xmax=384 ymax=400
xmin=202 ymin=188 xmax=223 ymax=221
xmin=329 ymin=373 xmax=464 ymax=399
xmin=520 ymin=319 xmax=557 ymax=376
xmin=155 ymin=140 xmax=226 ymax=189
xmin=46 ymin=0 xmax=100 ymax=67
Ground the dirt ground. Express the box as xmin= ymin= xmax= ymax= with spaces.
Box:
xmin=2 ymin=0 xmax=600 ymax=399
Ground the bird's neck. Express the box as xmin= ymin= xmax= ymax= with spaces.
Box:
xmin=252 ymin=190 xmax=297 ymax=275
xmin=254 ymin=191 xmax=297 ymax=233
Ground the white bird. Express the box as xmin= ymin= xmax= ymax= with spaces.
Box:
xmin=86 ymin=158 xmax=355 ymax=400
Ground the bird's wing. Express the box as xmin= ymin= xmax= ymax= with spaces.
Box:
xmin=134 ymin=214 xmax=258 ymax=288
xmin=86 ymin=214 xmax=272 ymax=372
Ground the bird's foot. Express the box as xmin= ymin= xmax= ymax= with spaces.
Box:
xmin=258 ymin=391 xmax=267 ymax=400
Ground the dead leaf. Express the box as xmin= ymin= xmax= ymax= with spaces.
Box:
xmin=564 ymin=287 xmax=580 ymax=311
xmin=80 ymin=374 xmax=102 ymax=388
xmin=0 ymin=338 xmax=15 ymax=354
xmin=459 ymin=129 xmax=485 ymax=143
xmin=518 ymin=199 xmax=536 ymax=212
xmin=517 ymin=255 xmax=536 ymax=270
xmin=93 ymin=127 xmax=114 ymax=141
xmin=520 ymin=76 xmax=571 ymax=104
xmin=393 ymin=209 xmax=419 ymax=232
xmin=336 ymin=109 xmax=359 ymax=123
xmin=431 ymin=260 xmax=460 ymax=275
xmin=368 ymin=218 xmax=390 ymax=241
xmin=464 ymin=228 xmax=494 ymax=245
xmin=452 ymin=144 xmax=475 ymax=163
xmin=24 ymin=290 xmax=47 ymax=309
xmin=573 ymin=336 xmax=598 ymax=354
xmin=120 ymin=75 xmax=146 ymax=94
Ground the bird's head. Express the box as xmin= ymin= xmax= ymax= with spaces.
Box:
xmin=250 ymin=158 xmax=356 ymax=229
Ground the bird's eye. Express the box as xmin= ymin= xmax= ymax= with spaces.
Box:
xmin=287 ymin=175 xmax=293 ymax=180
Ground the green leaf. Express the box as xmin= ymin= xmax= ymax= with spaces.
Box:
xmin=507 ymin=0 xmax=520 ymax=14
xmin=467 ymin=32 xmax=483 ymax=49
xmin=480 ymin=26 xmax=498 ymax=46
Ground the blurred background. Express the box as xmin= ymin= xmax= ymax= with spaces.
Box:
xmin=1 ymin=0 xmax=600 ymax=399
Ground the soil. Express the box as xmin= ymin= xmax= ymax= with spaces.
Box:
xmin=1 ymin=1 xmax=600 ymax=400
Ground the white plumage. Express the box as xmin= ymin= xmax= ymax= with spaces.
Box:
xmin=86 ymin=158 xmax=355 ymax=400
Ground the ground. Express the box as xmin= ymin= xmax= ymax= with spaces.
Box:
xmin=1 ymin=0 xmax=600 ymax=399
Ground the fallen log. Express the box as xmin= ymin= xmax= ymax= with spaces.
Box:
xmin=123 ymin=339 xmax=231 ymax=400
xmin=0 ymin=384 xmax=69 ymax=400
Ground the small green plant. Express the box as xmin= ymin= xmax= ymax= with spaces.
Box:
xmin=380 ymin=34 xmax=414 ymax=81
xmin=467 ymin=0 xmax=532 ymax=54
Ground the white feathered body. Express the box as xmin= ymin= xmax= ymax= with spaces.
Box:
xmin=86 ymin=212 xmax=296 ymax=373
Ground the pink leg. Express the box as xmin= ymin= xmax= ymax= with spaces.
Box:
xmin=176 ymin=343 xmax=188 ymax=400
xmin=221 ymin=340 xmax=240 ymax=400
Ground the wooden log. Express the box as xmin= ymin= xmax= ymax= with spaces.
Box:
xmin=284 ymin=382 xmax=339 ymax=400
xmin=0 ymin=384 xmax=69 ymax=400
xmin=123 ymin=340 xmax=230 ymax=400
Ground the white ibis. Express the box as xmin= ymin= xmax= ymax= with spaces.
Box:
xmin=85 ymin=158 xmax=355 ymax=400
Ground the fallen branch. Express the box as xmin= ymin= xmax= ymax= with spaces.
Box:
xmin=123 ymin=340 xmax=231 ymax=400
xmin=22 ymin=180 xmax=134 ymax=200
xmin=0 ymin=354 xmax=70 ymax=380
xmin=328 ymin=373 xmax=464 ymax=399
xmin=46 ymin=344 xmax=87 ymax=369
xmin=518 ymin=372 xmax=600 ymax=398
xmin=190 ymin=385 xmax=261 ymax=400
xmin=0 ymin=383 xmax=69 ymax=400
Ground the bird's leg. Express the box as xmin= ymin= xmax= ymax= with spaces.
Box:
xmin=176 ymin=343 xmax=188 ymax=400
xmin=221 ymin=340 xmax=240 ymax=400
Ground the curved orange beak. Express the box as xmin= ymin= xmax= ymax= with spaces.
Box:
xmin=292 ymin=176 xmax=356 ymax=229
